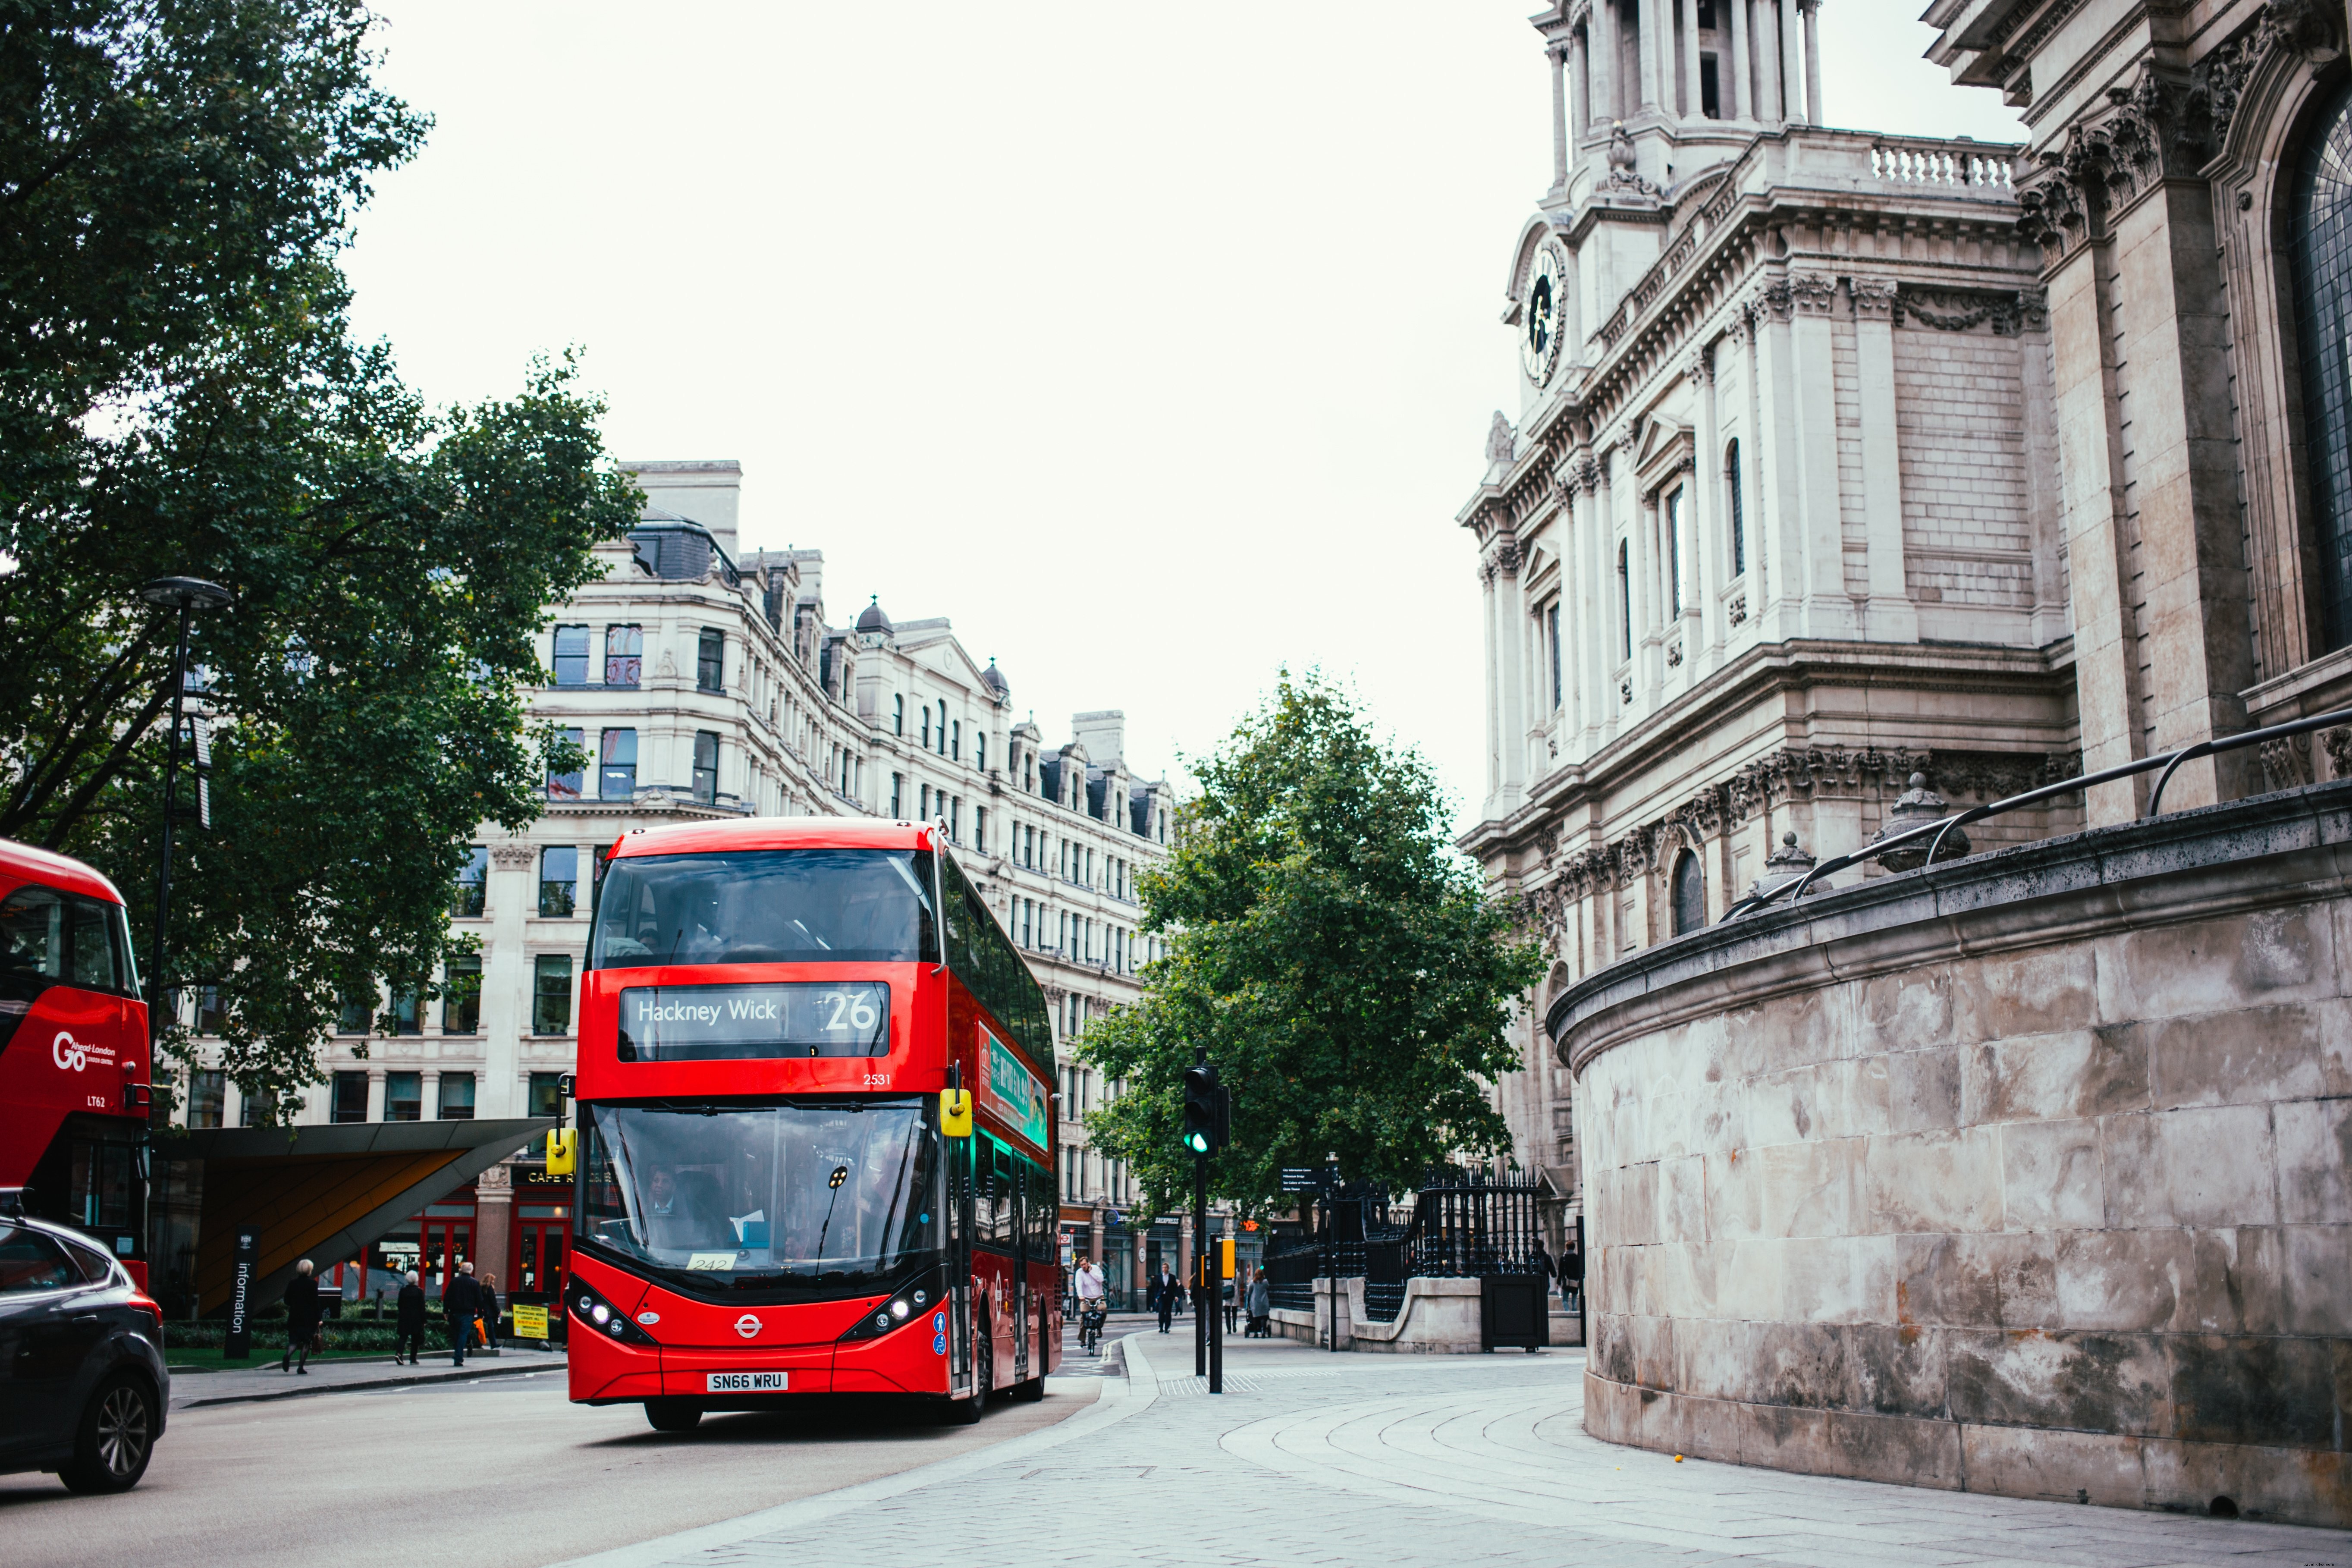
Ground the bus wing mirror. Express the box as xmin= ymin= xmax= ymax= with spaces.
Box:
xmin=940 ymin=1089 xmax=973 ymax=1138
xmin=546 ymin=1128 xmax=578 ymax=1176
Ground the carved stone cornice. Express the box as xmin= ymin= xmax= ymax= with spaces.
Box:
xmin=1788 ymin=273 xmax=1838 ymax=316
xmin=1893 ymin=285 xmax=2044 ymax=336
xmin=1850 ymin=278 xmax=1897 ymax=320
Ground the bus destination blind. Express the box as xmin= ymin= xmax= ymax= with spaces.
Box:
xmin=616 ymin=982 xmax=891 ymax=1061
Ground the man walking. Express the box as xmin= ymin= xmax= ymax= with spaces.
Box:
xmin=394 ymin=1269 xmax=425 ymax=1365
xmin=1154 ymin=1263 xmax=1177 ymax=1334
xmin=280 ymin=1259 xmax=321 ymax=1374
xmin=444 ymin=1260 xmax=479 ymax=1367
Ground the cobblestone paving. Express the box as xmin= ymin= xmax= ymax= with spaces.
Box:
xmin=560 ymin=1335 xmax=2352 ymax=1568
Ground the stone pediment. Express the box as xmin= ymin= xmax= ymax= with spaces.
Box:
xmin=1631 ymin=418 xmax=1695 ymax=495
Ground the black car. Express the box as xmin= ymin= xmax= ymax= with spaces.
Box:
xmin=0 ymin=1214 xmax=169 ymax=1492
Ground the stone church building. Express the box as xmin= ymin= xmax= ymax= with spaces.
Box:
xmin=1466 ymin=0 xmax=2352 ymax=1523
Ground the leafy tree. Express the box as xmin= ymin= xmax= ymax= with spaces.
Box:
xmin=0 ymin=1 xmax=637 ymax=1117
xmin=1081 ymin=672 xmax=1545 ymax=1216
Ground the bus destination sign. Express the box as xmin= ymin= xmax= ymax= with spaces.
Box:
xmin=616 ymin=982 xmax=891 ymax=1061
xmin=977 ymin=1024 xmax=1051 ymax=1150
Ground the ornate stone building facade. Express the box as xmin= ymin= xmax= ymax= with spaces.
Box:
xmin=1461 ymin=4 xmax=2079 ymax=1189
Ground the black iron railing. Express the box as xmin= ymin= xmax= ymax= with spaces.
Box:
xmin=1724 ymin=705 xmax=2352 ymax=921
xmin=1360 ymin=1168 xmax=1550 ymax=1322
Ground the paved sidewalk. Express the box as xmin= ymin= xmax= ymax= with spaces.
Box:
xmin=562 ymin=1332 xmax=2352 ymax=1568
xmin=168 ymin=1347 xmax=559 ymax=1410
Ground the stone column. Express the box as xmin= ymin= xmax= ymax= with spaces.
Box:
xmin=1748 ymin=289 xmax=1806 ymax=641
xmin=1691 ymin=347 xmax=1727 ymax=664
xmin=1639 ymin=0 xmax=1663 ymax=113
xmin=1568 ymin=26 xmax=1589 ymax=145
xmin=1780 ymin=0 xmax=1806 ymax=123
xmin=473 ymin=1161 xmax=512 ymax=1305
xmin=1680 ymin=0 xmax=1702 ymax=119
xmin=1559 ymin=470 xmax=1585 ymax=746
xmin=1727 ymin=0 xmax=1752 ymax=121
xmin=1549 ymin=42 xmax=1571 ymax=191
xmin=1633 ymin=480 xmax=1661 ymax=703
xmin=1800 ymin=0 xmax=1823 ymax=127
xmin=1593 ymin=1 xmax=1617 ymax=124
xmin=1480 ymin=558 xmax=1503 ymax=805
xmin=1586 ymin=452 xmax=1620 ymax=748
xmin=1755 ymin=0 xmax=1783 ymax=122
xmin=1497 ymin=540 xmax=1529 ymax=804
xmin=1850 ymin=277 xmax=1918 ymax=643
xmin=1788 ymin=274 xmax=1853 ymax=636
xmin=420 ymin=1068 xmax=441 ymax=1125
xmin=365 ymin=1067 xmax=386 ymax=1123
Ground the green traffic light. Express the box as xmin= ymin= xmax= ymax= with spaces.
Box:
xmin=1184 ymin=1131 xmax=1210 ymax=1154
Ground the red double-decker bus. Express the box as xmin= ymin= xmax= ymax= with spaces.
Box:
xmin=565 ymin=818 xmax=1060 ymax=1429
xmin=0 ymin=839 xmax=154 ymax=1290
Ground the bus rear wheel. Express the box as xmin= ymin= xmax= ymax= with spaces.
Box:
xmin=645 ymin=1399 xmax=703 ymax=1433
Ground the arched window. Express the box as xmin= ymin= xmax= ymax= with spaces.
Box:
xmin=1725 ymin=439 xmax=1746 ymax=577
xmin=893 ymin=694 xmax=904 ymax=736
xmin=1671 ymin=848 xmax=1705 ymax=936
xmin=1617 ymin=540 xmax=1633 ymax=659
xmin=2290 ymin=79 xmax=2352 ymax=652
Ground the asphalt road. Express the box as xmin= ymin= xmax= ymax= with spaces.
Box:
xmin=0 ymin=1368 xmax=1093 ymax=1568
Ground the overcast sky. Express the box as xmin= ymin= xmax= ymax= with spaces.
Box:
xmin=342 ymin=3 xmax=2025 ymax=833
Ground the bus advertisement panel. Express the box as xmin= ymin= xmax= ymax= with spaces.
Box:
xmin=564 ymin=818 xmax=1058 ymax=1431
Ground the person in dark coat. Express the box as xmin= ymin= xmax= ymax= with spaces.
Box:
xmin=1246 ymin=1269 xmax=1272 ymax=1338
xmin=443 ymin=1262 xmax=479 ymax=1367
xmin=281 ymin=1259 xmax=321 ymax=1373
xmin=394 ymin=1270 xmax=426 ymax=1365
xmin=1154 ymin=1264 xmax=1178 ymax=1334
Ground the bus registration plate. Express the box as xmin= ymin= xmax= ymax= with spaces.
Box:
xmin=707 ymin=1371 xmax=788 ymax=1392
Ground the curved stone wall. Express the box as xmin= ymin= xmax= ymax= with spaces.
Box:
xmin=1549 ymin=783 xmax=2352 ymax=1527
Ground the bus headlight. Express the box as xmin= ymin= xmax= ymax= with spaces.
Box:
xmin=568 ymin=1277 xmax=658 ymax=1346
xmin=838 ymin=1268 xmax=947 ymax=1344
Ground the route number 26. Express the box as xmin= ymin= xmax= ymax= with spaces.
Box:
xmin=822 ymin=992 xmax=879 ymax=1032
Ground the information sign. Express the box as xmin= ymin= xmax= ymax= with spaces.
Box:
xmin=511 ymin=1303 xmax=550 ymax=1339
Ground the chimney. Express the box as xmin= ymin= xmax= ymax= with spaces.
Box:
xmin=1071 ymin=710 xmax=1125 ymax=768
xmin=623 ymin=460 xmax=742 ymax=559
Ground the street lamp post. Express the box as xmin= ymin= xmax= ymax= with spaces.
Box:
xmin=137 ymin=577 xmax=233 ymax=1048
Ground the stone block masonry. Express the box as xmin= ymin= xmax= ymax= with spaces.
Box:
xmin=1551 ymin=779 xmax=2352 ymax=1528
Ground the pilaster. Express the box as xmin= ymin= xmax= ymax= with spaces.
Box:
xmin=1789 ymin=273 xmax=1856 ymax=637
xmin=1851 ymin=277 xmax=1919 ymax=644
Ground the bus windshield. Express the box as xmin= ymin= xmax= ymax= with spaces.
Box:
xmin=590 ymin=849 xmax=935 ymax=969
xmin=577 ymin=1099 xmax=939 ymax=1294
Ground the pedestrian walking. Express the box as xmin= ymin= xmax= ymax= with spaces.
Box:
xmin=394 ymin=1270 xmax=425 ymax=1365
xmin=478 ymin=1271 xmax=502 ymax=1349
xmin=280 ymin=1259 xmax=321 ymax=1373
xmin=444 ymin=1260 xmax=479 ymax=1367
xmin=1246 ymin=1268 xmax=1272 ymax=1338
xmin=1222 ymin=1271 xmax=1238 ymax=1334
xmin=1154 ymin=1263 xmax=1177 ymax=1334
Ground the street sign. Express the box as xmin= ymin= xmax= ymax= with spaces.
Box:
xmin=1280 ymin=1168 xmax=1317 ymax=1192
xmin=512 ymin=1303 xmax=550 ymax=1339
xmin=224 ymin=1227 xmax=258 ymax=1361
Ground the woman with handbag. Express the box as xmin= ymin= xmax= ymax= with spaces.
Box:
xmin=281 ymin=1259 xmax=322 ymax=1373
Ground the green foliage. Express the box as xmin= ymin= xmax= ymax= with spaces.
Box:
xmin=1080 ymin=672 xmax=1545 ymax=1216
xmin=0 ymin=1 xmax=639 ymax=1116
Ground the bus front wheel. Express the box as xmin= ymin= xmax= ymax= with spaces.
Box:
xmin=645 ymin=1399 xmax=703 ymax=1433
xmin=942 ymin=1322 xmax=992 ymax=1425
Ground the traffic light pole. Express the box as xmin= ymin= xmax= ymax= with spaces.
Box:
xmin=1209 ymin=1214 xmax=1224 ymax=1394
xmin=1193 ymin=1151 xmax=1208 ymax=1379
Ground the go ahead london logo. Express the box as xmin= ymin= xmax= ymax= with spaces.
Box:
xmin=52 ymin=1030 xmax=117 ymax=1073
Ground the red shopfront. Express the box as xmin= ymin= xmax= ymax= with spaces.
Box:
xmin=509 ymin=1177 xmax=572 ymax=1310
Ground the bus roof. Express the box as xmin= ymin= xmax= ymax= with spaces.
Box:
xmin=0 ymin=837 xmax=128 ymax=906
xmin=604 ymin=816 xmax=944 ymax=861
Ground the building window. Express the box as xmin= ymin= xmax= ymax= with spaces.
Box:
xmin=443 ymin=954 xmax=481 ymax=1034
xmin=975 ymin=806 xmax=988 ymax=852
xmin=890 ymin=773 xmax=903 ymax=817
xmin=920 ymin=783 xmax=932 ymax=820
xmin=384 ymin=1071 xmax=422 ymax=1122
xmin=894 ymin=694 xmax=904 ymax=735
xmin=2290 ymin=79 xmax=2352 ymax=652
xmin=1618 ymin=540 xmax=1633 ymax=659
xmin=696 ymin=628 xmax=724 ymax=693
xmin=529 ymin=1072 xmax=564 ymax=1120
xmin=951 ymin=719 xmax=961 ymax=761
xmin=1666 ymin=488 xmax=1685 ymax=617
xmin=391 ymin=984 xmax=422 ymax=1035
xmin=1726 ymin=439 xmax=1746 ymax=577
xmin=693 ymin=731 xmax=719 ymax=804
xmin=437 ymin=1072 xmax=476 ymax=1121
xmin=1547 ymin=602 xmax=1563 ymax=710
xmin=552 ymin=625 xmax=590 ymax=686
xmin=950 ymin=796 xmax=961 ymax=842
xmin=1671 ymin=849 xmax=1706 ymax=936
xmin=976 ymin=733 xmax=987 ymax=773
xmin=452 ymin=846 xmax=487 ymax=918
xmin=540 ymin=846 xmax=578 ymax=918
xmin=546 ymin=727 xmax=584 ymax=801
xmin=331 ymin=1072 xmax=368 ymax=1125
xmin=186 ymin=1069 xmax=225 ymax=1129
xmin=533 ymin=954 xmax=573 ymax=1035
xmin=921 ymin=707 xmax=931 ymax=748
xmin=337 ymin=988 xmax=374 ymax=1035
xmin=193 ymin=985 xmax=226 ymax=1036
xmin=600 ymin=729 xmax=637 ymax=801
xmin=604 ymin=625 xmax=643 ymax=687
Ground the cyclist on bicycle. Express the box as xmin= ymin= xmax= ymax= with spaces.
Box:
xmin=1073 ymin=1257 xmax=1108 ymax=1352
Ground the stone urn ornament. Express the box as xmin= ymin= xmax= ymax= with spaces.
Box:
xmin=1747 ymin=831 xmax=1815 ymax=901
xmin=1872 ymin=773 xmax=1970 ymax=872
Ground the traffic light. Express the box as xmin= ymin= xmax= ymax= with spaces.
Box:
xmin=546 ymin=1128 xmax=577 ymax=1177
xmin=1182 ymin=1064 xmax=1220 ymax=1156
xmin=1218 ymin=1235 xmax=1236 ymax=1280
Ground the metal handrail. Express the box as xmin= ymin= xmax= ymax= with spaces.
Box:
xmin=1720 ymin=704 xmax=2352 ymax=922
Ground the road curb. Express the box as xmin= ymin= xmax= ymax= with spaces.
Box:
xmin=174 ymin=1359 xmax=557 ymax=1409
xmin=542 ymin=1335 xmax=1159 ymax=1568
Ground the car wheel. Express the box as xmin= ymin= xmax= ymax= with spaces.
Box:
xmin=644 ymin=1398 xmax=703 ymax=1432
xmin=60 ymin=1374 xmax=157 ymax=1494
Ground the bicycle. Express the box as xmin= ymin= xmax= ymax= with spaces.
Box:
xmin=1077 ymin=1304 xmax=1106 ymax=1354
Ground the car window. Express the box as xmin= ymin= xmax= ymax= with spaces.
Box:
xmin=60 ymin=1237 xmax=116 ymax=1285
xmin=0 ymin=885 xmax=66 ymax=982
xmin=0 ymin=1225 xmax=79 ymax=1293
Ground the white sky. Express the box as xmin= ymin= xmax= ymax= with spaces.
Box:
xmin=342 ymin=3 xmax=2025 ymax=833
